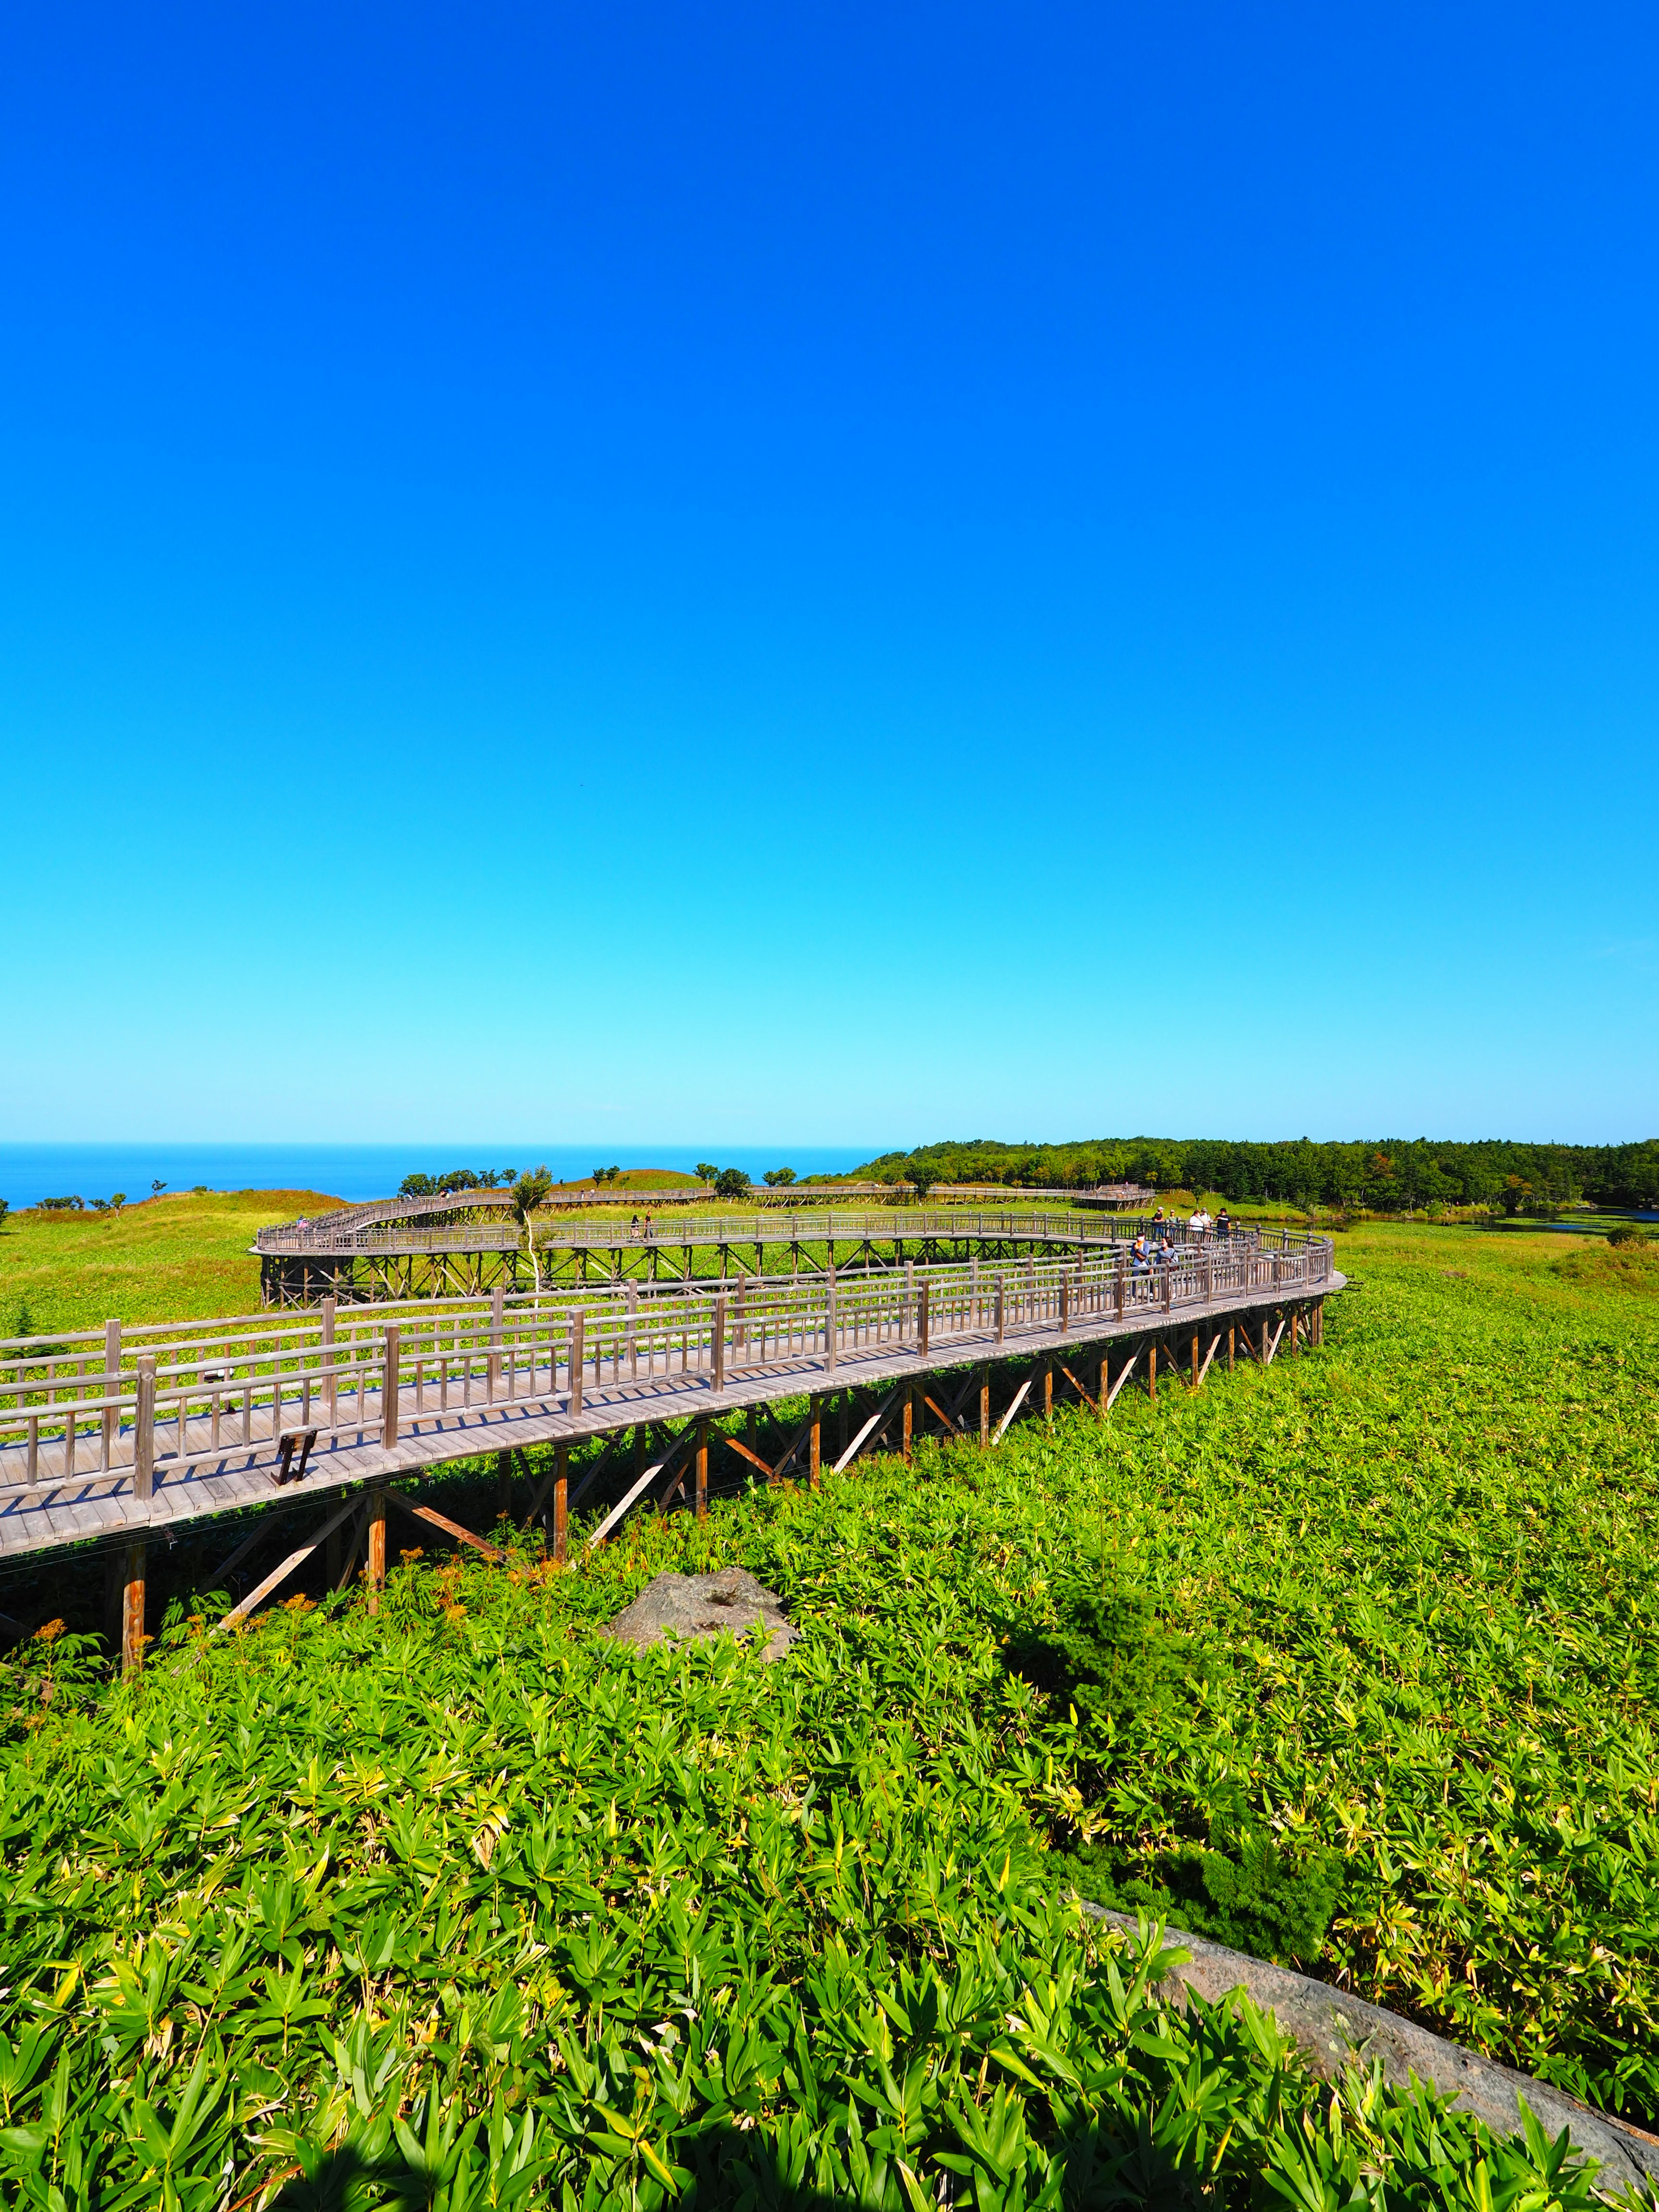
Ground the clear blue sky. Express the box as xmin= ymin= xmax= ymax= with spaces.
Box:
xmin=3 ymin=3 xmax=1654 ymax=1147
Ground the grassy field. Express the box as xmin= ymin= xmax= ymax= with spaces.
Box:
xmin=0 ymin=1220 xmax=1654 ymax=2204
xmin=0 ymin=1192 xmax=348 ymax=1337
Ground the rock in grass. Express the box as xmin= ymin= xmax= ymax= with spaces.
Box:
xmin=600 ymin=1567 xmax=797 ymax=1661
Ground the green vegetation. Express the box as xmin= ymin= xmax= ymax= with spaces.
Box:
xmin=0 ymin=1191 xmax=346 ymax=1338
xmin=852 ymin=1134 xmax=1659 ymax=1212
xmin=0 ymin=1220 xmax=1655 ymax=2201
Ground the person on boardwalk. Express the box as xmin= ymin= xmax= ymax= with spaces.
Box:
xmin=1131 ymin=1232 xmax=1150 ymax=1276
xmin=1190 ymin=1204 xmax=1212 ymax=1241
xmin=629 ymin=1213 xmax=640 ymax=1240
xmin=643 ymin=1211 xmax=654 ymax=1241
xmin=1217 ymin=1206 xmax=1232 ymax=1240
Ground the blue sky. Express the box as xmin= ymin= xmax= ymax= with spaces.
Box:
xmin=3 ymin=2 xmax=1655 ymax=1147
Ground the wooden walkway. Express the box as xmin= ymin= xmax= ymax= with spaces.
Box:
xmin=1 ymin=1235 xmax=1339 ymax=1569
xmin=254 ymin=1202 xmax=1209 ymax=1303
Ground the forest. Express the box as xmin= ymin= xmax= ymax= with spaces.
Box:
xmin=849 ymin=1135 xmax=1659 ymax=1213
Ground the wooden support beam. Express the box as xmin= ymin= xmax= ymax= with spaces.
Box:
xmin=902 ymin=1384 xmax=914 ymax=1463
xmin=979 ymin=1367 xmax=991 ymax=1447
xmin=809 ymin=1397 xmax=821 ymax=1487
xmin=720 ymin=1431 xmax=774 ymax=1480
xmin=1056 ymin=1360 xmax=1099 ymax=1414
xmin=992 ymin=1373 xmax=1033 ymax=1443
xmin=121 ymin=1539 xmax=146 ymax=1677
xmin=1195 ymin=1332 xmax=1222 ymax=1389
xmin=212 ymin=1492 xmax=364 ymax=1635
xmin=696 ymin=1417 xmax=709 ymax=1519
xmin=384 ymin=1488 xmax=507 ymax=1564
xmin=1043 ymin=1358 xmax=1053 ymax=1422
xmin=1105 ymin=1344 xmax=1140 ymax=1409
xmin=367 ymin=1491 xmax=386 ymax=1614
xmin=833 ymin=1387 xmax=904 ymax=1473
xmin=1148 ymin=1342 xmax=1158 ymax=1403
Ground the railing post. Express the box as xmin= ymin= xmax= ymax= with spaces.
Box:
xmin=381 ymin=1328 xmax=400 ymax=1449
xmin=996 ymin=1275 xmax=1005 ymax=1344
xmin=321 ymin=1295 xmax=337 ymax=1428
xmin=1059 ymin=1276 xmax=1069 ymax=1331
xmin=712 ymin=1298 xmax=727 ymax=1392
xmin=1115 ymin=1250 xmax=1125 ymax=1320
xmin=695 ymin=1417 xmax=709 ymax=1518
xmin=101 ymin=1318 xmax=122 ymax=1471
xmin=904 ymin=1260 xmax=915 ymax=1345
xmin=488 ymin=1286 xmax=505 ymax=1399
xmin=918 ymin=1281 xmax=930 ymax=1358
xmin=133 ymin=1354 xmax=156 ymax=1502
xmin=809 ymin=1396 xmax=821 ymax=1488
xmin=567 ymin=1312 xmax=584 ymax=1416
xmin=824 ymin=1275 xmax=837 ymax=1371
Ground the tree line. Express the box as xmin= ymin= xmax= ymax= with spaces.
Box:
xmin=848 ymin=1136 xmax=1659 ymax=1214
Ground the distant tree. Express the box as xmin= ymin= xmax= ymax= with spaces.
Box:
xmin=511 ymin=1166 xmax=555 ymax=1291
xmin=714 ymin=1167 xmax=750 ymax=1200
xmin=151 ymin=1180 xmax=166 ymax=1198
xmin=110 ymin=1193 xmax=126 ymax=1216
xmin=502 ymin=1168 xmax=518 ymax=1185
xmin=40 ymin=1196 xmax=83 ymax=1212
xmin=763 ymin=1167 xmax=796 ymax=1187
xmin=909 ymin=1168 xmax=937 ymax=1201
xmin=399 ymin=1173 xmax=436 ymax=1198
xmin=695 ymin=1163 xmax=718 ymax=1185
xmin=0 ymin=1201 xmax=9 ymax=1228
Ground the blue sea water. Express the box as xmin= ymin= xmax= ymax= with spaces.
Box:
xmin=0 ymin=1143 xmax=882 ymax=1211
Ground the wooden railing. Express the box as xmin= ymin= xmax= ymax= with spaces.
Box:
xmin=255 ymin=1204 xmax=1237 ymax=1259
xmin=0 ymin=1232 xmax=1335 ymax=1497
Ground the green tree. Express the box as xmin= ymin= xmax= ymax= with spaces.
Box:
xmin=695 ymin=1162 xmax=718 ymax=1185
xmin=763 ymin=1167 xmax=796 ymax=1187
xmin=512 ymin=1166 xmax=555 ymax=1290
xmin=714 ymin=1166 xmax=750 ymax=1200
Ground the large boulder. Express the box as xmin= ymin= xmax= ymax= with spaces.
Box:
xmin=600 ymin=1567 xmax=797 ymax=1661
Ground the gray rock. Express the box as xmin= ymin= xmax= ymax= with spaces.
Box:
xmin=1080 ymin=1902 xmax=1659 ymax=2198
xmin=600 ymin=1567 xmax=798 ymax=1661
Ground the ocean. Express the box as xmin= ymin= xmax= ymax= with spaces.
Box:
xmin=0 ymin=1142 xmax=883 ymax=1211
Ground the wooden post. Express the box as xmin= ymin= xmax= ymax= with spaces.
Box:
xmin=121 ymin=1539 xmax=146 ymax=1677
xmin=904 ymin=1260 xmax=915 ymax=1344
xmin=902 ymin=1385 xmax=914 ymax=1463
xmin=1043 ymin=1358 xmax=1053 ymax=1423
xmin=1228 ymin=1324 xmax=1235 ymax=1371
xmin=825 ymin=1264 xmax=837 ymax=1371
xmin=918 ymin=1281 xmax=930 ymax=1358
xmin=979 ymin=1367 xmax=991 ymax=1446
xmin=1115 ymin=1249 xmax=1125 ymax=1320
xmin=712 ymin=1297 xmax=727 ymax=1392
xmin=552 ymin=1443 xmax=569 ymax=1564
xmin=809 ymin=1396 xmax=821 ymax=1488
xmin=489 ymin=1285 xmax=505 ymax=1398
xmin=366 ymin=1489 xmax=386 ymax=1613
xmin=321 ymin=1295 xmax=337 ymax=1427
xmin=1060 ymin=1276 xmax=1070 ymax=1331
xmin=1097 ymin=1350 xmax=1108 ymax=1419
xmin=102 ymin=1318 xmax=121 ymax=1470
xmin=1148 ymin=1342 xmax=1158 ymax=1404
xmin=995 ymin=1276 xmax=1006 ymax=1344
xmin=133 ymin=1354 xmax=156 ymax=1501
xmin=567 ymin=1311 xmax=584 ymax=1416
xmin=1191 ymin=1332 xmax=1199 ymax=1388
xmin=496 ymin=1450 xmax=512 ymax=1522
xmin=695 ymin=1417 xmax=709 ymax=1519
xmin=381 ymin=1328 xmax=400 ymax=1450
xmin=1291 ymin=1308 xmax=1301 ymax=1356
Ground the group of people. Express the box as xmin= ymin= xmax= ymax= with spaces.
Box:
xmin=626 ymin=1213 xmax=657 ymax=1240
xmin=1129 ymin=1202 xmax=1233 ymax=1275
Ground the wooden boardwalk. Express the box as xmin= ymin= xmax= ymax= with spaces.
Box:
xmin=1 ymin=1234 xmax=1339 ymax=1569
xmin=255 ymin=1201 xmax=1199 ymax=1303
